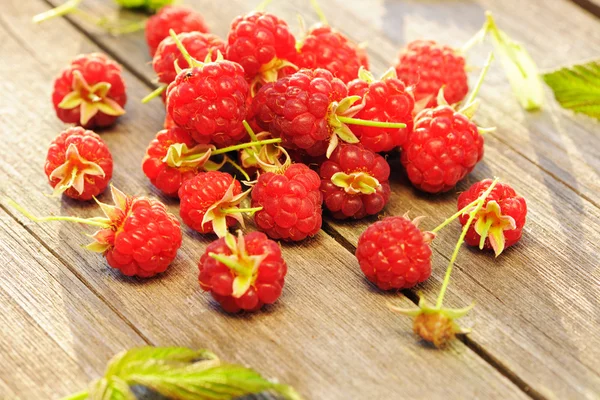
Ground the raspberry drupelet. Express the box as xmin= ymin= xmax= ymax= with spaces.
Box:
xmin=45 ymin=127 xmax=113 ymax=200
xmin=347 ymin=68 xmax=415 ymax=152
xmin=52 ymin=53 xmax=126 ymax=129
xmin=458 ymin=179 xmax=527 ymax=256
xmin=178 ymin=171 xmax=252 ymax=237
xmin=226 ymin=11 xmax=297 ymax=91
xmin=145 ymin=5 xmax=209 ymax=56
xmin=165 ymin=31 xmax=249 ymax=147
xmin=251 ymin=162 xmax=323 ymax=242
xmin=252 ymin=68 xmax=406 ymax=158
xmin=319 ymin=143 xmax=390 ymax=219
xmin=394 ymin=40 xmax=468 ymax=107
xmin=199 ymin=231 xmax=287 ymax=313
xmin=356 ymin=216 xmax=434 ymax=290
xmin=9 ymin=187 xmax=182 ymax=278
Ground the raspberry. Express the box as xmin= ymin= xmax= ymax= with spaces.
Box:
xmin=153 ymin=32 xmax=225 ymax=86
xmin=356 ymin=216 xmax=433 ymax=290
xmin=319 ymin=144 xmax=390 ymax=219
xmin=165 ymin=53 xmax=249 ymax=147
xmin=142 ymin=127 xmax=218 ymax=197
xmin=178 ymin=171 xmax=249 ymax=236
xmin=226 ymin=11 xmax=296 ymax=88
xmin=348 ymin=68 xmax=414 ymax=152
xmin=394 ymin=40 xmax=468 ymax=107
xmin=401 ymin=104 xmax=484 ymax=193
xmin=251 ymin=163 xmax=323 ymax=241
xmin=52 ymin=53 xmax=126 ymax=129
xmin=295 ymin=24 xmax=365 ymax=83
xmin=44 ymin=127 xmax=113 ymax=201
xmin=458 ymin=179 xmax=527 ymax=256
xmin=10 ymin=187 xmax=182 ymax=278
xmin=145 ymin=6 xmax=209 ymax=56
xmin=199 ymin=231 xmax=287 ymax=313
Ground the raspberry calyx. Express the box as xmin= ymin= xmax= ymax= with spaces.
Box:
xmin=388 ymin=177 xmax=500 ymax=347
xmin=201 ymin=181 xmax=259 ymax=238
xmin=58 ymin=70 xmax=126 ymax=126
xmin=469 ymin=200 xmax=516 ymax=255
xmin=49 ymin=143 xmax=106 ymax=197
xmin=208 ymin=231 xmax=268 ymax=298
xmin=239 ymin=121 xmax=285 ymax=173
xmin=330 ymin=171 xmax=380 ymax=195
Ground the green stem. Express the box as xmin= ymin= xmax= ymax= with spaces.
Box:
xmin=337 ymin=116 xmax=406 ymax=129
xmin=141 ymin=85 xmax=166 ymax=104
xmin=465 ymin=52 xmax=495 ymax=105
xmin=209 ymin=253 xmax=251 ymax=276
xmin=221 ymin=207 xmax=263 ymax=215
xmin=102 ymin=19 xmax=146 ymax=35
xmin=60 ymin=390 xmax=89 ymax=400
xmin=242 ymin=120 xmax=260 ymax=143
xmin=309 ymin=0 xmax=329 ymax=25
xmin=211 ymin=139 xmax=282 ymax=155
xmin=6 ymin=198 xmax=110 ymax=228
xmin=226 ymin=157 xmax=250 ymax=181
xmin=435 ymin=178 xmax=500 ymax=309
xmin=431 ymin=198 xmax=480 ymax=234
xmin=255 ymin=0 xmax=274 ymax=12
xmin=169 ymin=28 xmax=193 ymax=68
xmin=33 ymin=0 xmax=82 ymax=23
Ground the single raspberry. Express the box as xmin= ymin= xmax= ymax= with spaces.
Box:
xmin=145 ymin=5 xmax=209 ymax=56
xmin=165 ymin=44 xmax=249 ymax=147
xmin=458 ymin=179 xmax=527 ymax=256
xmin=251 ymin=163 xmax=323 ymax=241
xmin=226 ymin=11 xmax=297 ymax=89
xmin=356 ymin=216 xmax=433 ymax=290
xmin=394 ymin=40 xmax=468 ymax=107
xmin=319 ymin=143 xmax=390 ymax=219
xmin=44 ymin=127 xmax=113 ymax=200
xmin=9 ymin=187 xmax=182 ymax=278
xmin=52 ymin=53 xmax=126 ymax=129
xmin=178 ymin=171 xmax=250 ymax=236
xmin=153 ymin=32 xmax=226 ymax=86
xmin=401 ymin=104 xmax=484 ymax=193
xmin=199 ymin=231 xmax=287 ymax=313
xmin=142 ymin=127 xmax=221 ymax=197
xmin=295 ymin=24 xmax=365 ymax=83
xmin=348 ymin=68 xmax=414 ymax=152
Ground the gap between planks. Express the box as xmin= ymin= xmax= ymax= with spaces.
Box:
xmin=28 ymin=2 xmax=588 ymax=399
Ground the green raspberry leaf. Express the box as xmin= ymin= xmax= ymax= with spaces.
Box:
xmin=483 ymin=12 xmax=544 ymax=111
xmin=542 ymin=60 xmax=600 ymax=120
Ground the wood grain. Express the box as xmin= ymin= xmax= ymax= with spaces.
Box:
xmin=0 ymin=207 xmax=147 ymax=398
xmin=0 ymin=0 xmax=527 ymax=399
xmin=38 ymin=0 xmax=600 ymax=398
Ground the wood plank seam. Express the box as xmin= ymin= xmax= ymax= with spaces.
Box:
xmin=0 ymin=203 xmax=155 ymax=347
xmin=569 ymin=0 xmax=600 ymax=18
xmin=321 ymin=222 xmax=547 ymax=400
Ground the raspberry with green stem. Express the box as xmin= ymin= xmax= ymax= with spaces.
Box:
xmin=388 ymin=177 xmax=500 ymax=348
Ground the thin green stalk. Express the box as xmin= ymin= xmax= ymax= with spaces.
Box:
xmin=6 ymin=199 xmax=109 ymax=228
xmin=33 ymin=0 xmax=82 ymax=23
xmin=337 ymin=116 xmax=406 ymax=129
xmin=221 ymin=207 xmax=263 ymax=215
xmin=59 ymin=389 xmax=89 ymax=400
xmin=226 ymin=157 xmax=250 ymax=181
xmin=309 ymin=0 xmax=329 ymax=25
xmin=141 ymin=85 xmax=166 ymax=104
xmin=211 ymin=138 xmax=282 ymax=155
xmin=431 ymin=198 xmax=480 ymax=234
xmin=435 ymin=178 xmax=499 ymax=308
xmin=169 ymin=28 xmax=193 ymax=67
xmin=465 ymin=52 xmax=495 ymax=105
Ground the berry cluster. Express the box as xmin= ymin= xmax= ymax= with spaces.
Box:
xmin=24 ymin=2 xmax=531 ymax=348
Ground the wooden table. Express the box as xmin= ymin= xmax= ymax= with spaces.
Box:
xmin=1 ymin=0 xmax=599 ymax=399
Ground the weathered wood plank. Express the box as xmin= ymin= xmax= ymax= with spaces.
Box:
xmin=0 ymin=1 xmax=527 ymax=399
xmin=0 ymin=208 xmax=147 ymax=398
xmin=42 ymin=0 xmax=600 ymax=398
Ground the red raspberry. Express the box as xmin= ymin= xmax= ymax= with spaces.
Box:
xmin=356 ymin=216 xmax=433 ymax=290
xmin=252 ymin=68 xmax=349 ymax=157
xmin=145 ymin=5 xmax=209 ymax=56
xmin=163 ymin=113 xmax=176 ymax=129
xmin=52 ymin=53 xmax=126 ymax=129
xmin=178 ymin=171 xmax=248 ymax=236
xmin=295 ymin=24 xmax=366 ymax=83
xmin=199 ymin=231 xmax=287 ymax=313
xmin=251 ymin=163 xmax=323 ymax=241
xmin=394 ymin=40 xmax=468 ymax=107
xmin=348 ymin=69 xmax=414 ymax=152
xmin=44 ymin=127 xmax=113 ymax=201
xmin=458 ymin=179 xmax=527 ymax=256
xmin=401 ymin=105 xmax=484 ymax=193
xmin=319 ymin=144 xmax=390 ymax=219
xmin=166 ymin=57 xmax=249 ymax=147
xmin=142 ymin=127 xmax=218 ymax=197
xmin=153 ymin=32 xmax=225 ymax=86
xmin=226 ymin=11 xmax=296 ymax=87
